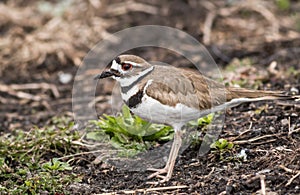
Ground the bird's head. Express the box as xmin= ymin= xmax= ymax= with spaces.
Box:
xmin=95 ymin=55 xmax=152 ymax=81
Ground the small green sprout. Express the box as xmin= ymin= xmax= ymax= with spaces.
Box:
xmin=210 ymin=138 xmax=236 ymax=161
xmin=210 ymin=138 xmax=234 ymax=151
xmin=42 ymin=158 xmax=72 ymax=171
xmin=0 ymin=116 xmax=81 ymax=194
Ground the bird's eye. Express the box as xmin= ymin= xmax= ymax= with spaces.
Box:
xmin=121 ymin=63 xmax=132 ymax=71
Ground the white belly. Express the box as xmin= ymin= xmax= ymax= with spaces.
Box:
xmin=130 ymin=94 xmax=206 ymax=127
xmin=119 ymin=79 xmax=216 ymax=128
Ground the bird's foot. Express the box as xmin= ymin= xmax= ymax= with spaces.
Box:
xmin=146 ymin=167 xmax=171 ymax=184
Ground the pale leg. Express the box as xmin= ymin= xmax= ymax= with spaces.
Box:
xmin=147 ymin=130 xmax=183 ymax=184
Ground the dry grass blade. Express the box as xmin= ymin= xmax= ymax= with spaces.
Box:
xmin=0 ymin=0 xmax=113 ymax=77
xmin=279 ymin=165 xmax=300 ymax=186
xmin=10 ymin=83 xmax=60 ymax=98
xmin=0 ymin=84 xmax=42 ymax=101
xmin=0 ymin=4 xmax=42 ymax=27
xmin=218 ymin=1 xmax=279 ymax=38
xmin=286 ymin=172 xmax=300 ymax=187
xmin=233 ymin=133 xmax=283 ymax=144
xmin=95 ymin=185 xmax=188 ymax=194
xmin=201 ymin=1 xmax=216 ymax=45
xmin=0 ymin=82 xmax=60 ymax=101
xmin=260 ymin=175 xmax=266 ymax=195
xmin=106 ymin=1 xmax=158 ymax=16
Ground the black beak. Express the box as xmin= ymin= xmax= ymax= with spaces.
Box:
xmin=94 ymin=69 xmax=120 ymax=80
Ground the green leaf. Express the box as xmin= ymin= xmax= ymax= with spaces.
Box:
xmin=197 ymin=113 xmax=214 ymax=126
xmin=114 ymin=132 xmax=130 ymax=144
xmin=85 ymin=131 xmax=110 ymax=142
xmin=210 ymin=138 xmax=234 ymax=151
xmin=122 ymin=105 xmax=132 ymax=119
xmin=219 ymin=139 xmax=228 ymax=149
xmin=276 ymin=0 xmax=290 ymax=10
xmin=42 ymin=158 xmax=72 ymax=171
xmin=110 ymin=136 xmax=123 ymax=148
xmin=143 ymin=126 xmax=173 ymax=141
xmin=227 ymin=142 xmax=234 ymax=149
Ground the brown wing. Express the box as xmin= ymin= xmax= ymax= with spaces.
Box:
xmin=145 ymin=66 xmax=290 ymax=110
xmin=145 ymin=66 xmax=226 ymax=110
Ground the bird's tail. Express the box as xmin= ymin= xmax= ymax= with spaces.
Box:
xmin=224 ymin=87 xmax=300 ymax=108
xmin=227 ymin=88 xmax=298 ymax=100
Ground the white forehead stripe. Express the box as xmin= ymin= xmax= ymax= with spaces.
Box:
xmin=123 ymin=61 xmax=142 ymax=67
xmin=111 ymin=60 xmax=119 ymax=70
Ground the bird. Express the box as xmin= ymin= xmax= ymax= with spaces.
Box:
xmin=95 ymin=54 xmax=299 ymax=184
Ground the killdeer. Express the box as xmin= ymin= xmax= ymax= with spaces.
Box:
xmin=95 ymin=54 xmax=299 ymax=184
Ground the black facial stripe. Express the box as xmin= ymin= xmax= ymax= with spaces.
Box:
xmin=110 ymin=69 xmax=120 ymax=75
xmin=126 ymin=90 xmax=143 ymax=108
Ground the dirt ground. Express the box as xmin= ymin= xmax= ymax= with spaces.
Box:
xmin=1 ymin=0 xmax=300 ymax=194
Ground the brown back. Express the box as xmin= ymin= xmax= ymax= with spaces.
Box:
xmin=145 ymin=65 xmax=287 ymax=110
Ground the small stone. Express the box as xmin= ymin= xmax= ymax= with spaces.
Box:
xmin=257 ymin=169 xmax=271 ymax=174
xmin=265 ymin=116 xmax=278 ymax=121
xmin=281 ymin=118 xmax=289 ymax=126
xmin=58 ymin=72 xmax=72 ymax=84
xmin=237 ymin=149 xmax=248 ymax=161
xmin=290 ymin=87 xmax=299 ymax=94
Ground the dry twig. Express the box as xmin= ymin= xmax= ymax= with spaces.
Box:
xmin=0 ymin=82 xmax=60 ymax=102
xmin=106 ymin=1 xmax=158 ymax=16
xmin=96 ymin=185 xmax=188 ymax=195
xmin=231 ymin=122 xmax=253 ymax=141
xmin=218 ymin=1 xmax=279 ymax=38
xmin=10 ymin=83 xmax=60 ymax=98
xmin=233 ymin=133 xmax=282 ymax=145
xmin=260 ymin=175 xmax=266 ymax=195
xmin=201 ymin=2 xmax=216 ymax=45
xmin=201 ymin=0 xmax=281 ymax=44
xmin=279 ymin=164 xmax=300 ymax=186
xmin=0 ymin=84 xmax=42 ymax=101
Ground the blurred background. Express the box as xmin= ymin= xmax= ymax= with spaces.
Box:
xmin=0 ymin=0 xmax=300 ymax=130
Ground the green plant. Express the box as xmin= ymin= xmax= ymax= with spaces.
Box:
xmin=254 ymin=105 xmax=269 ymax=115
xmin=210 ymin=138 xmax=234 ymax=151
xmin=42 ymin=158 xmax=72 ymax=171
xmin=276 ymin=0 xmax=290 ymax=11
xmin=210 ymin=138 xmax=235 ymax=161
xmin=287 ymin=66 xmax=300 ymax=77
xmin=88 ymin=105 xmax=174 ymax=157
xmin=188 ymin=113 xmax=214 ymax=127
xmin=224 ymin=58 xmax=263 ymax=89
xmin=296 ymin=15 xmax=300 ymax=32
xmin=0 ymin=116 xmax=82 ymax=194
xmin=88 ymin=105 xmax=214 ymax=157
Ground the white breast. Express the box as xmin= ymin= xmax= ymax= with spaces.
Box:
xmin=130 ymin=79 xmax=205 ymax=127
xmin=121 ymin=84 xmax=139 ymax=102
